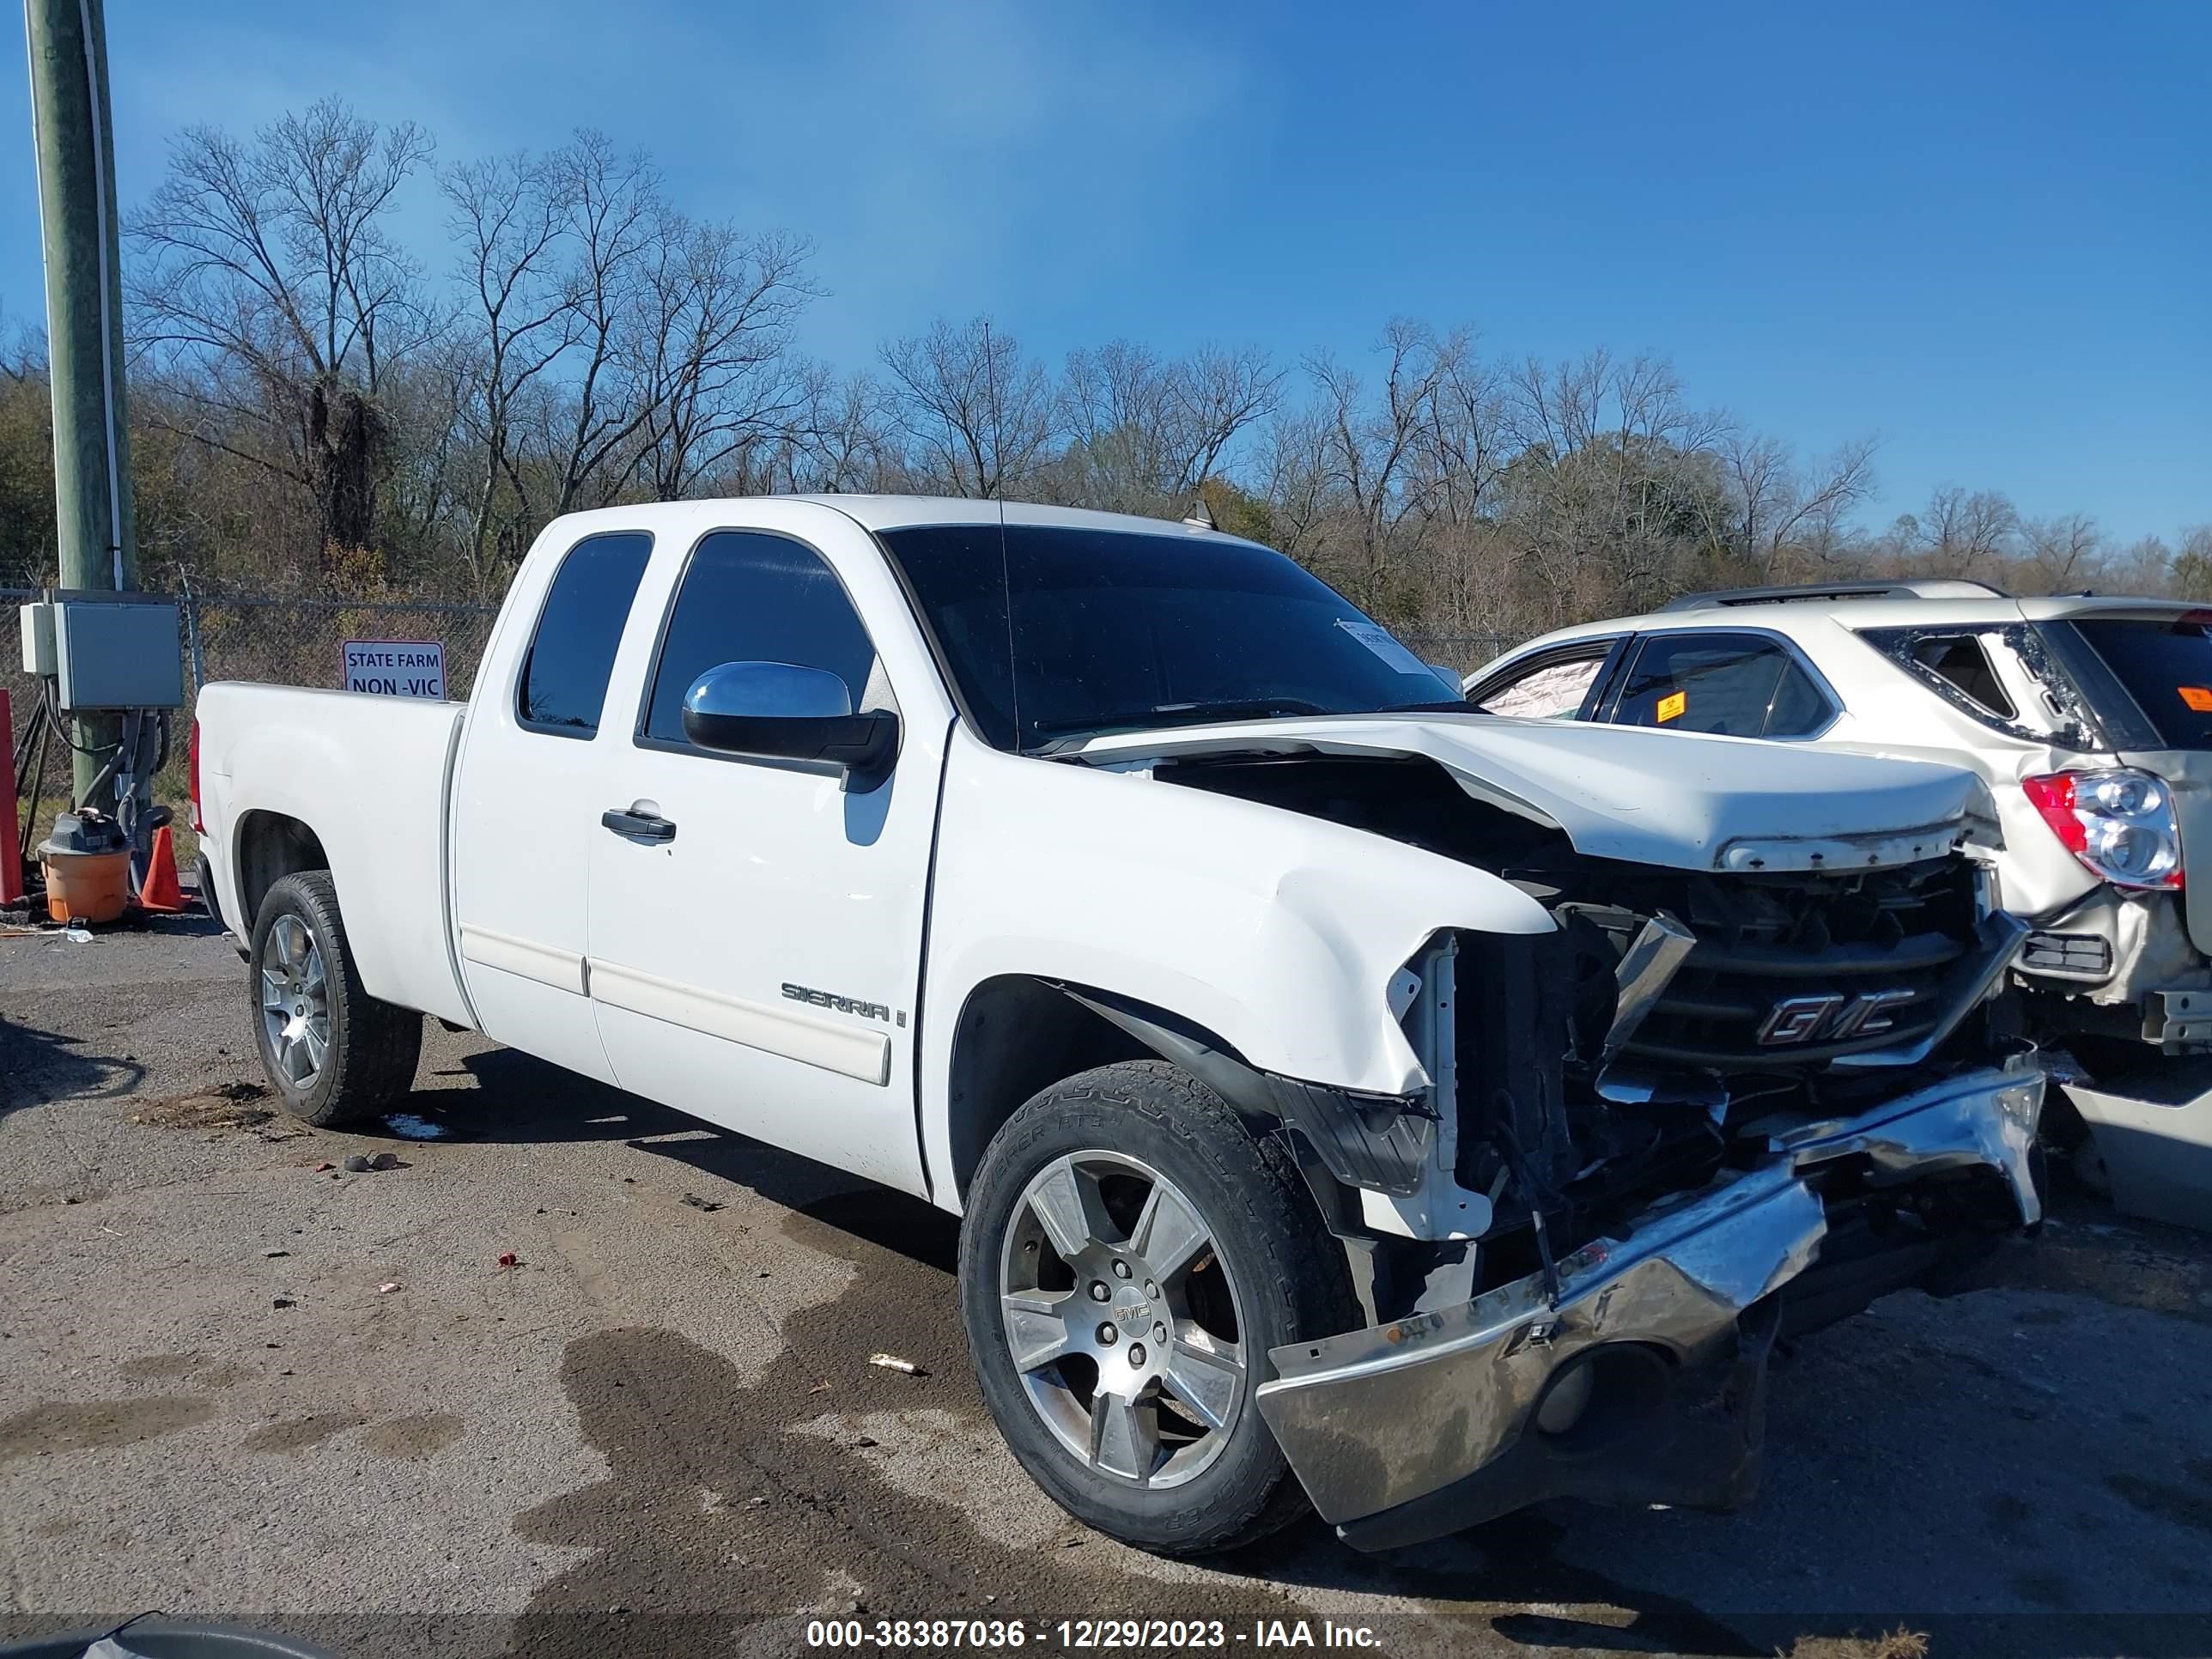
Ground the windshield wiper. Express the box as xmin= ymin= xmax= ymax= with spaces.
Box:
xmin=1029 ymin=697 xmax=1332 ymax=739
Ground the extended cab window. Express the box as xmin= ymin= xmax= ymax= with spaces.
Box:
xmin=641 ymin=530 xmax=878 ymax=745
xmin=517 ymin=531 xmax=653 ymax=736
xmin=1610 ymin=633 xmax=1833 ymax=738
xmin=1470 ymin=647 xmax=1612 ymax=720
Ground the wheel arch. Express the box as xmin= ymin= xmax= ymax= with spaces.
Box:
xmin=943 ymin=975 xmax=1262 ymax=1206
xmin=234 ymin=810 xmax=331 ymax=933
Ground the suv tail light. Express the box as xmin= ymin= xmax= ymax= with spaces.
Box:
xmin=188 ymin=719 xmax=204 ymax=834
xmin=2021 ymin=769 xmax=2182 ymax=890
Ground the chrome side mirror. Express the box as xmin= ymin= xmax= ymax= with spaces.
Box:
xmin=680 ymin=661 xmax=899 ymax=778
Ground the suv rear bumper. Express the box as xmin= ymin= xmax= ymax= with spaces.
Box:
xmin=1255 ymin=1057 xmax=2045 ymax=1551
xmin=2016 ymin=886 xmax=2212 ymax=1050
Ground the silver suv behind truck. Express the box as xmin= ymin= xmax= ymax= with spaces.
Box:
xmin=1468 ymin=580 xmax=2212 ymax=1222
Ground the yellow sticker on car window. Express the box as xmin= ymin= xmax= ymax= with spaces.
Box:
xmin=2179 ymin=685 xmax=2212 ymax=712
xmin=1656 ymin=690 xmax=1687 ymax=723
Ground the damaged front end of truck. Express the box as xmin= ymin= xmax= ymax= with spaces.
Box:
xmin=1070 ymin=717 xmax=2045 ymax=1549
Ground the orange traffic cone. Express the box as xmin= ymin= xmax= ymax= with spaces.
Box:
xmin=138 ymin=823 xmax=187 ymax=913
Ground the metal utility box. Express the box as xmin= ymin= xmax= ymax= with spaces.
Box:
xmin=47 ymin=596 xmax=185 ymax=711
xmin=19 ymin=600 xmax=55 ymax=675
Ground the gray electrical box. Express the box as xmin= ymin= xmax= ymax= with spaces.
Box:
xmin=49 ymin=598 xmax=185 ymax=711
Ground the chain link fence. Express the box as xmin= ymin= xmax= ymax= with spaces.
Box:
xmin=6 ymin=587 xmax=501 ymax=861
xmin=5 ymin=582 xmax=499 ymax=714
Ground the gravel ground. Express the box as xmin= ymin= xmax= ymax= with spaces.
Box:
xmin=2 ymin=913 xmax=2210 ymax=1659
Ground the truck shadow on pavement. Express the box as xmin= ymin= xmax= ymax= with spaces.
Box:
xmin=401 ymin=1047 xmax=707 ymax=1144
xmin=414 ymin=1045 xmax=2212 ymax=1657
xmin=0 ymin=1017 xmax=146 ymax=1120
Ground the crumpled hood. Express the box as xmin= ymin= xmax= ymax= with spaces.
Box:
xmin=1073 ymin=713 xmax=2002 ymax=875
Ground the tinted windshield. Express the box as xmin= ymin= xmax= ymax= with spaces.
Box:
xmin=2066 ymin=617 xmax=2212 ymax=750
xmin=878 ymin=523 xmax=1458 ymax=751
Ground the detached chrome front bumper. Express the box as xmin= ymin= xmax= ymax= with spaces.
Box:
xmin=1255 ymin=1058 xmax=2045 ymax=1551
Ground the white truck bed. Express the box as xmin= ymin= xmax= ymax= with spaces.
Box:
xmin=196 ymin=683 xmax=471 ymax=1027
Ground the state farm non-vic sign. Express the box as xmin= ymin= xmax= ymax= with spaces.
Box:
xmin=342 ymin=639 xmax=447 ymax=699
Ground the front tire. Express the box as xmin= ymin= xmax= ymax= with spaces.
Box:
xmin=958 ymin=1060 xmax=1358 ymax=1555
xmin=249 ymin=871 xmax=422 ymax=1127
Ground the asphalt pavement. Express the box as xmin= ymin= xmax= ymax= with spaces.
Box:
xmin=3 ymin=913 xmax=2210 ymax=1659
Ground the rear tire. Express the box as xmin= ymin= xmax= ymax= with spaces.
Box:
xmin=958 ymin=1060 xmax=1358 ymax=1555
xmin=249 ymin=871 xmax=422 ymax=1127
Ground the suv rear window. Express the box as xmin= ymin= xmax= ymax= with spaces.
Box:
xmin=2066 ymin=617 xmax=2212 ymax=749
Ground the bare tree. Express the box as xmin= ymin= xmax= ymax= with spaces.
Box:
xmin=534 ymin=131 xmax=663 ymax=515
xmin=378 ymin=340 xmax=478 ymax=583
xmin=1254 ymin=404 xmax=1334 ymax=564
xmin=2017 ymin=512 xmax=2104 ymax=592
xmin=1495 ymin=349 xmax=1726 ymax=623
xmin=1056 ymin=340 xmax=1280 ymax=513
xmin=1406 ymin=337 xmax=1504 ymax=527
xmin=1709 ymin=431 xmax=1879 ymax=580
xmin=2166 ymin=526 xmax=2212 ymax=599
xmin=1296 ymin=319 xmax=1466 ymax=611
xmin=1175 ymin=345 xmax=1283 ymax=493
xmin=442 ymin=149 xmax=576 ymax=573
xmin=879 ymin=316 xmax=1059 ymax=498
xmin=632 ymin=220 xmax=816 ymax=500
xmin=0 ymin=300 xmax=44 ymax=385
xmin=1395 ymin=339 xmax=1515 ymax=631
xmin=761 ymin=364 xmax=902 ymax=494
xmin=1889 ymin=486 xmax=2020 ymax=580
xmin=1058 ymin=339 xmax=1176 ymax=512
xmin=445 ymin=135 xmax=817 ymax=559
xmin=128 ymin=98 xmax=434 ymax=554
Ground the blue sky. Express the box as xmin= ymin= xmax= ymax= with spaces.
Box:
xmin=3 ymin=0 xmax=2205 ymax=539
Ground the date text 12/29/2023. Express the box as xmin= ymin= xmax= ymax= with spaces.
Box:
xmin=804 ymin=1619 xmax=1382 ymax=1650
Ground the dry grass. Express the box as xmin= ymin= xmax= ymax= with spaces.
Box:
xmin=1778 ymin=1630 xmax=1931 ymax=1659
xmin=128 ymin=1081 xmax=282 ymax=1134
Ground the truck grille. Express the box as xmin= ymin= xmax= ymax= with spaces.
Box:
xmin=1617 ymin=860 xmax=1986 ymax=1071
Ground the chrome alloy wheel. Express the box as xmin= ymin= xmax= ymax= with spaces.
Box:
xmin=999 ymin=1150 xmax=1247 ymax=1488
xmin=260 ymin=914 xmax=329 ymax=1087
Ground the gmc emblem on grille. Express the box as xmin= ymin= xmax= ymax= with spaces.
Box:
xmin=1755 ymin=988 xmax=1918 ymax=1046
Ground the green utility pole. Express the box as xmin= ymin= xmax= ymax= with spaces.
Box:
xmin=26 ymin=0 xmax=137 ymax=804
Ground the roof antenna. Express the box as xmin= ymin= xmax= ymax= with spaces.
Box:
xmin=1182 ymin=495 xmax=1217 ymax=532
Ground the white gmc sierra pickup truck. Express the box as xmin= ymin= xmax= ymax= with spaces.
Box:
xmin=194 ymin=496 xmax=2045 ymax=1555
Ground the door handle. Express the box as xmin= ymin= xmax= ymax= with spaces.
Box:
xmin=601 ymin=807 xmax=677 ymax=844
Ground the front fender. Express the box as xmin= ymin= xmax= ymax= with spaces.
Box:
xmin=917 ymin=734 xmax=1553 ymax=1194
